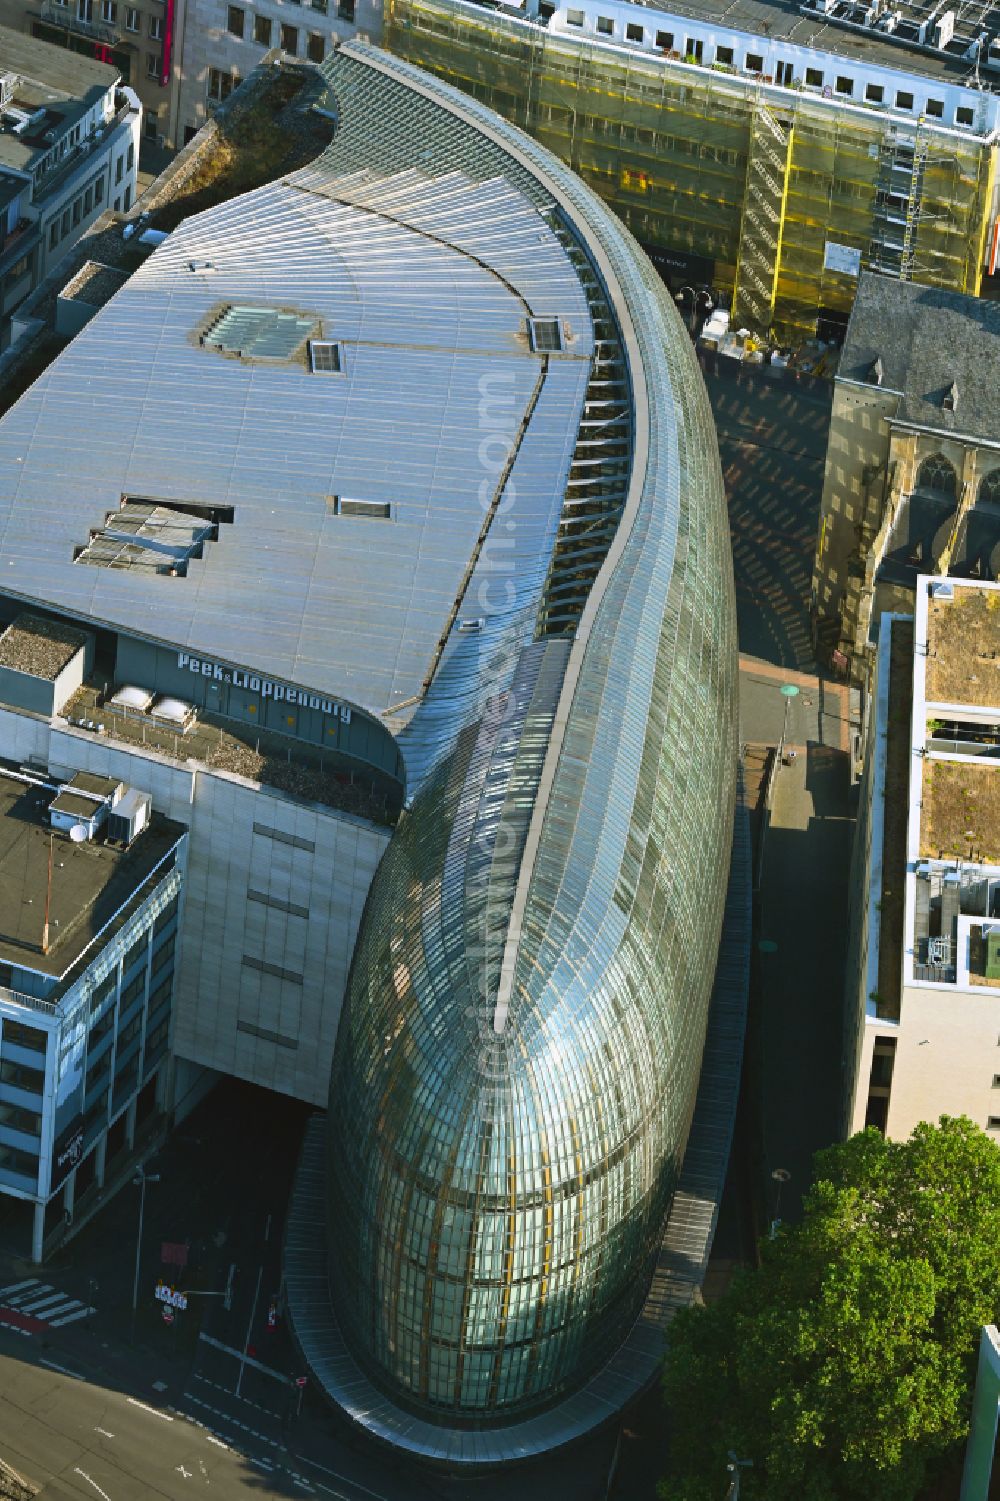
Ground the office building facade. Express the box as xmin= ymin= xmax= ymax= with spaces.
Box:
xmin=385 ymin=0 xmax=1000 ymax=342
xmin=0 ymin=30 xmax=140 ymax=336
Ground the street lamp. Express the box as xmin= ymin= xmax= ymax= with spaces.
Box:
xmin=779 ymin=682 xmax=799 ymax=759
xmin=770 ymin=1167 xmax=791 ymax=1238
xmin=131 ymin=1163 xmax=160 ymax=1343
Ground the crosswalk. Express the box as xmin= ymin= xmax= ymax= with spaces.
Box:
xmin=0 ymin=1278 xmax=95 ymax=1328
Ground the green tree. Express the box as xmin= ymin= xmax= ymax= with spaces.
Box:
xmin=660 ymin=1117 xmax=1000 ymax=1501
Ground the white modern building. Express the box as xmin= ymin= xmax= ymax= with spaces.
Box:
xmin=0 ymin=28 xmax=140 ymax=336
xmin=846 ymin=575 xmax=1000 ymax=1138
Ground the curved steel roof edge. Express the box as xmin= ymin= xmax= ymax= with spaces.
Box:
xmin=325 ymin=42 xmax=656 ymax=1039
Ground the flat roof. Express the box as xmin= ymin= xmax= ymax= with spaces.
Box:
xmin=0 ymin=768 xmax=182 ymax=979
xmin=0 ymin=613 xmax=89 ymax=680
xmin=920 ymin=757 xmax=1000 ymax=862
xmin=0 ymin=152 xmax=592 ymax=726
xmin=0 ymin=28 xmax=116 ymax=176
xmin=926 ymin=584 xmax=1000 ymax=706
xmin=626 ymin=0 xmax=1000 ymax=84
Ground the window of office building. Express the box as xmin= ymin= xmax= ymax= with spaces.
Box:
xmin=836 ymin=75 xmax=853 ymax=95
xmin=685 ymin=36 xmax=703 ymax=61
xmin=626 ymin=21 xmax=642 ymax=41
xmin=745 ymin=52 xmax=763 ymax=72
xmin=78 ymin=0 xmax=93 ymax=21
xmin=227 ymin=4 xmax=244 ymax=34
xmin=101 ymin=0 xmax=116 ymax=20
xmin=61 ymin=208 xmax=70 ymax=235
xmin=896 ymin=89 xmax=914 ymax=109
xmin=310 ymin=0 xmax=328 ymax=12
xmin=146 ymin=52 xmax=160 ymax=78
xmin=805 ymin=66 xmax=823 ymax=86
xmin=307 ymin=30 xmax=324 ymax=60
xmin=95 ymin=176 xmax=104 ymax=203
xmin=208 ymin=67 xmax=237 ymax=100
xmin=865 ymin=82 xmax=883 ymax=102
xmin=926 ymin=97 xmax=944 ymax=117
xmin=115 ymin=154 xmax=124 ymax=184
xmin=338 ymin=0 xmax=354 ymax=17
xmin=149 ymin=14 xmax=162 ymax=37
xmin=125 ymin=5 xmax=138 ymax=27
xmin=280 ymin=22 xmax=297 ymax=51
xmin=72 ymin=197 xmax=82 ymax=226
xmin=957 ymin=105 xmax=974 ymax=125
xmin=596 ymin=15 xmax=613 ymax=34
xmin=253 ymin=13 xmax=271 ymax=43
xmin=566 ymin=8 xmax=583 ymax=23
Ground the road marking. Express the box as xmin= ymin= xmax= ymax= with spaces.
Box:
xmin=204 ymin=1437 xmax=229 ymax=1452
xmin=125 ymin=1397 xmax=173 ymax=1421
xmin=41 ymin=1359 xmax=84 ymax=1381
xmin=94 ymin=1429 xmax=115 ymax=1440
xmin=49 ymin=1306 xmax=96 ymax=1327
xmin=0 ymin=1280 xmax=38 ymax=1298
xmin=251 ymin=1460 xmax=274 ymax=1473
xmin=175 ymin=1466 xmax=192 ymax=1480
xmin=73 ymin=1468 xmax=112 ymax=1501
xmin=182 ymin=1395 xmax=279 ymax=1449
xmin=192 ymin=1373 xmax=279 ymax=1419
xmin=295 ymin=1457 xmax=388 ymax=1500
xmin=18 ymin=1290 xmax=62 ymax=1313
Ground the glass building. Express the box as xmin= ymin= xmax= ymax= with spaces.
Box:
xmin=316 ymin=40 xmax=740 ymax=1446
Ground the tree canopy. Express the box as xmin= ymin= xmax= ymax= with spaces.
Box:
xmin=660 ymin=1117 xmax=1000 ymax=1501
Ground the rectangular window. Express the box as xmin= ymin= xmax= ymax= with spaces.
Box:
xmin=566 ymin=8 xmax=584 ymax=23
xmin=252 ymin=822 xmax=315 ymax=851
xmin=95 ymin=176 xmax=104 ymax=203
xmin=896 ymin=90 xmax=914 ymax=109
xmin=805 ymin=66 xmax=823 ymax=86
xmin=3 ymin=1022 xmax=47 ymax=1053
xmin=656 ymin=29 xmax=673 ymax=48
xmin=280 ymin=22 xmax=297 ymax=52
xmin=241 ymin=955 xmax=305 ymax=986
xmin=685 ymin=37 xmax=703 ymax=61
xmin=115 ymin=155 xmax=124 ymax=184
xmin=989 ymin=1117 xmax=1000 ymax=1129
xmin=149 ymin=14 xmax=162 ymax=37
xmin=836 ymin=75 xmax=853 ymax=95
xmin=144 ymin=111 xmax=158 ymax=139
xmin=926 ymin=98 xmax=944 ymax=117
xmin=61 ymin=208 xmax=70 ymax=235
xmin=307 ymin=31 xmax=324 ymax=60
xmin=775 ymin=59 xmax=793 ymax=86
xmin=310 ymin=0 xmax=328 ymax=12
xmin=957 ymin=105 xmax=974 ymax=125
xmin=626 ymin=21 xmax=642 ymax=41
xmin=101 ymin=0 xmax=116 ymax=20
xmin=146 ymin=51 xmax=160 ymax=78
xmin=865 ymin=82 xmax=883 ymax=102
xmin=84 ymin=186 xmax=93 ymax=212
xmin=123 ymin=184 xmax=131 ymax=210
xmin=227 ymin=4 xmax=244 ymax=35
xmin=253 ymin=13 xmax=271 ymax=43
xmin=125 ymin=5 xmax=139 ymax=27
xmin=745 ymin=52 xmax=763 ymax=72
xmin=596 ymin=15 xmax=613 ymax=34
xmin=78 ymin=0 xmax=93 ymax=20
xmin=338 ymin=0 xmax=354 ymax=17
xmin=208 ymin=67 xmax=235 ymax=100
xmin=715 ymin=45 xmax=733 ymax=64
xmin=72 ymin=197 xmax=82 ymax=226
xmin=993 ymin=1075 xmax=1000 ymax=1087
xmin=49 ymin=222 xmax=59 ymax=251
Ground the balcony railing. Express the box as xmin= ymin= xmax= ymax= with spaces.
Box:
xmin=39 ymin=0 xmax=120 ymax=45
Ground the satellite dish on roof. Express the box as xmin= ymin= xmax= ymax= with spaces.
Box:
xmin=69 ymin=823 xmax=88 ymax=843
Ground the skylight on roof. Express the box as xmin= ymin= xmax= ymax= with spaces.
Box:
xmin=528 ymin=317 xmax=564 ymax=354
xmin=329 ymin=497 xmax=392 ymax=520
xmin=309 ymin=340 xmax=343 ymax=374
xmin=200 ymin=305 xmax=316 ymax=361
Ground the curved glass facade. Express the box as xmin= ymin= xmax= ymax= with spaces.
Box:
xmin=323 ymin=42 xmax=739 ymax=1430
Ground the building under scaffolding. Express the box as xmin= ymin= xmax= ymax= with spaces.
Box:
xmin=385 ymin=0 xmax=1000 ymax=340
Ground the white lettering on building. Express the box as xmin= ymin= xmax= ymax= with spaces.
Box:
xmin=175 ymin=654 xmax=352 ymax=722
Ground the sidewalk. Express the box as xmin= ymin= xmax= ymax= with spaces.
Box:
xmin=755 ymin=739 xmax=854 ymax=1223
